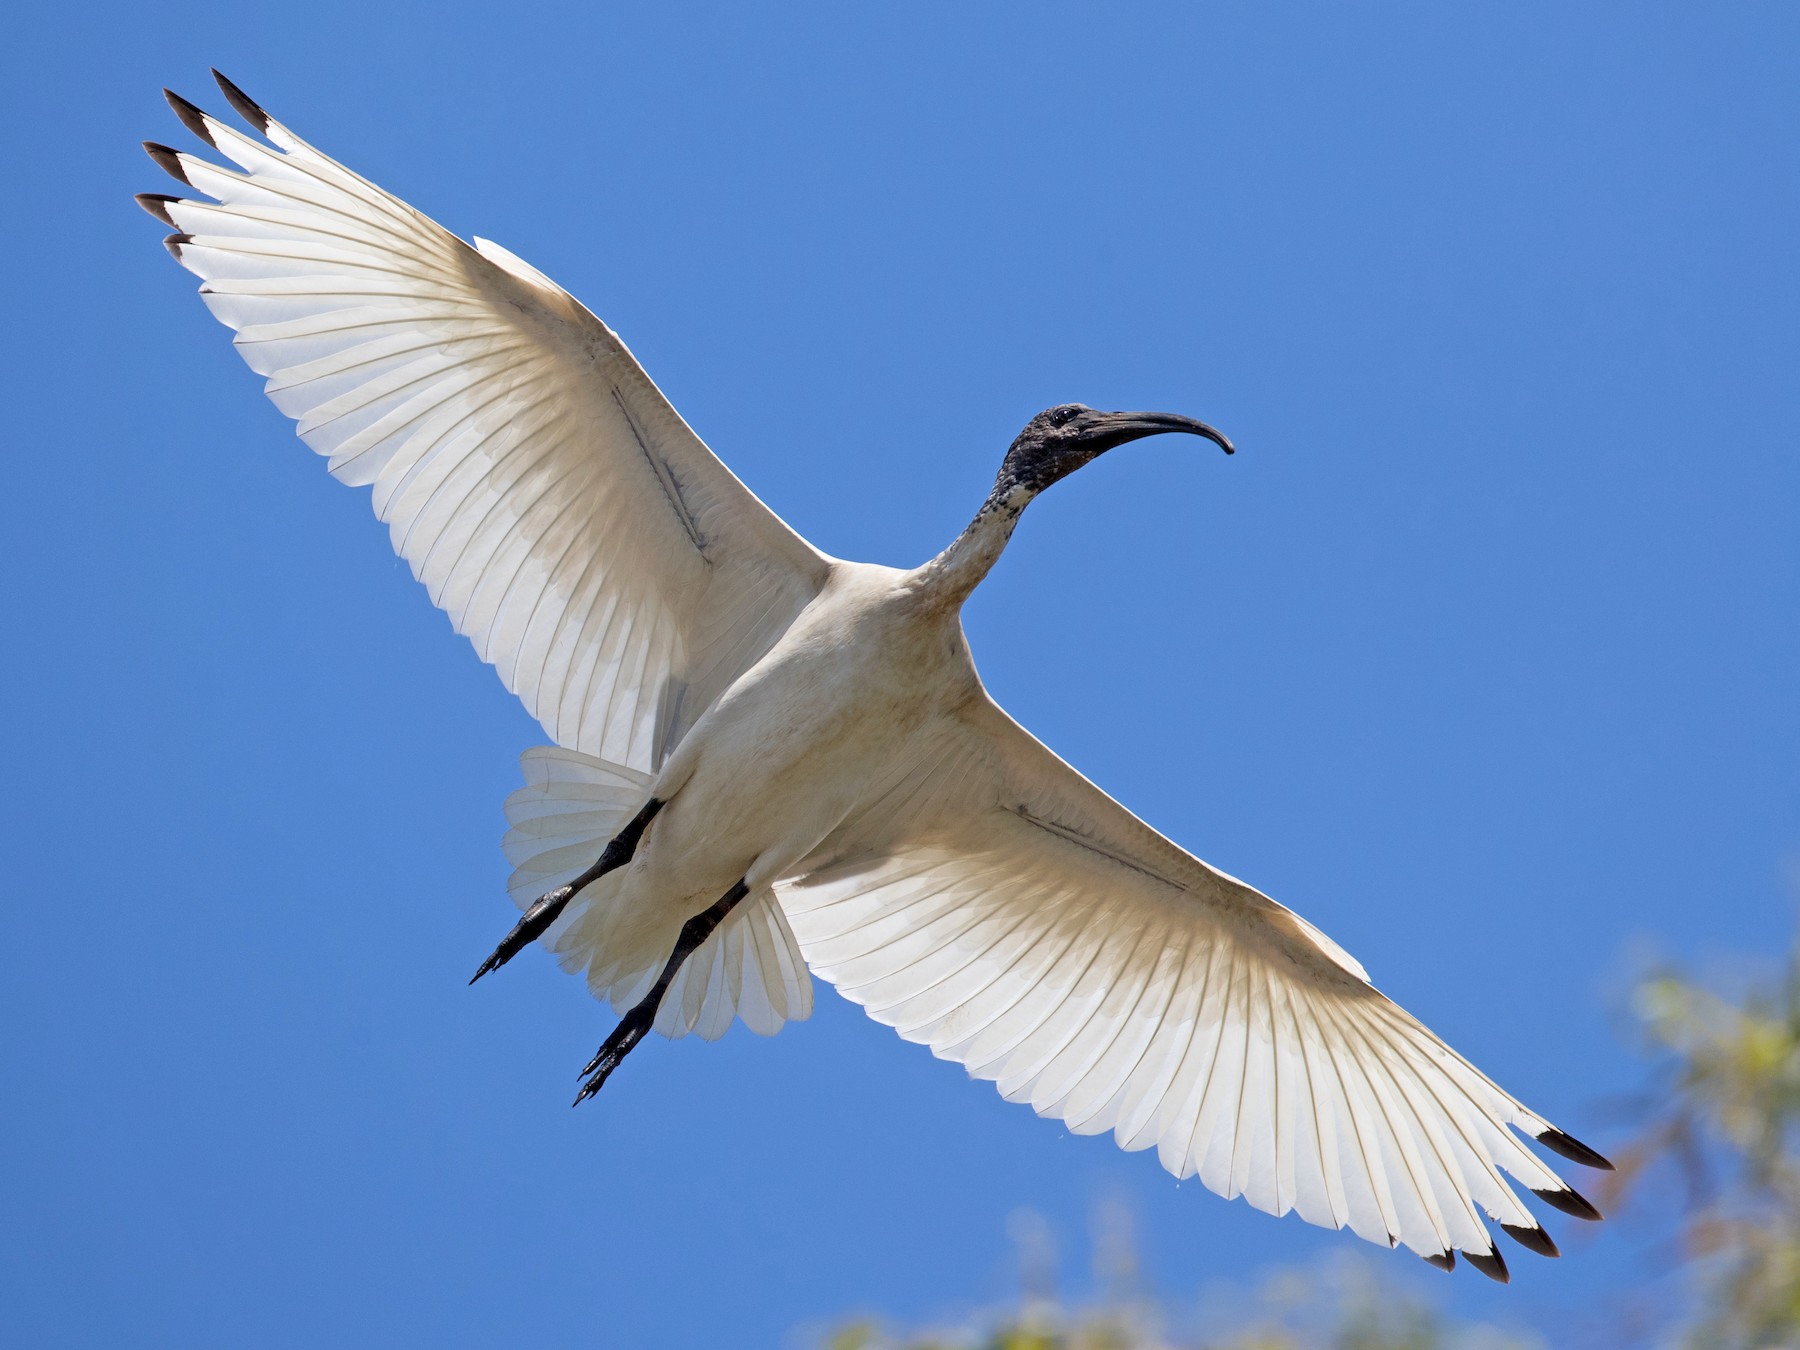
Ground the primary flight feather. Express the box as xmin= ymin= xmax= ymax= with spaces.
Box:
xmin=142 ymin=71 xmax=1609 ymax=1282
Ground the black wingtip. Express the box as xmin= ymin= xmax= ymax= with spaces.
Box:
xmin=1538 ymin=1127 xmax=1615 ymax=1171
xmin=162 ymin=89 xmax=216 ymax=147
xmin=1421 ymin=1250 xmax=1455 ymax=1272
xmin=1501 ymin=1223 xmax=1560 ymax=1258
xmin=134 ymin=192 xmax=182 ymax=226
xmin=1464 ymin=1247 xmax=1511 ymax=1284
xmin=142 ymin=141 xmax=191 ymax=186
xmin=212 ymin=69 xmax=270 ymax=133
xmin=163 ymin=231 xmax=192 ymax=261
xmin=1533 ymin=1185 xmax=1603 ymax=1222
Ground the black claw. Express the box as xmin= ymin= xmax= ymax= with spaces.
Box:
xmin=163 ymin=231 xmax=192 ymax=260
xmin=1538 ymin=1127 xmax=1614 ymax=1171
xmin=143 ymin=141 xmax=191 ymax=186
xmin=471 ymin=800 xmax=663 ymax=986
xmin=1532 ymin=1185 xmax=1603 ymax=1222
xmin=1464 ymin=1247 xmax=1510 ymax=1284
xmin=163 ymin=89 xmax=215 ymax=146
xmin=212 ymin=69 xmax=270 ymax=133
xmin=573 ymin=1011 xmax=651 ymax=1103
xmin=1501 ymin=1223 xmax=1560 ymax=1258
xmin=578 ymin=1013 xmax=644 ymax=1080
xmin=469 ymin=884 xmax=576 ymax=984
xmin=135 ymin=192 xmax=182 ymax=225
xmin=1422 ymin=1250 xmax=1455 ymax=1272
xmin=572 ymin=1060 xmax=617 ymax=1106
xmin=566 ymin=861 xmax=738 ymax=1111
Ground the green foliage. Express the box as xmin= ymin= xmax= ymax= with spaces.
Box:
xmin=816 ymin=1217 xmax=1539 ymax=1350
xmin=1607 ymin=938 xmax=1800 ymax=1348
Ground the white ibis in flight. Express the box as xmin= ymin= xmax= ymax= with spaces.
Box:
xmin=141 ymin=72 xmax=1610 ymax=1282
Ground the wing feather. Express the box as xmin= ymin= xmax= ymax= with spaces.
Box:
xmin=145 ymin=76 xmax=830 ymax=772
xmin=778 ymin=693 xmax=1605 ymax=1267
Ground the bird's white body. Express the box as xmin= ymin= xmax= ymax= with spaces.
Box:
xmin=613 ymin=562 xmax=959 ymax=970
xmin=144 ymin=73 xmax=1611 ymax=1282
xmin=654 ymin=566 xmax=954 ymax=882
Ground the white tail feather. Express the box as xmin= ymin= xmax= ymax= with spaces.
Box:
xmin=502 ymin=746 xmax=812 ymax=1038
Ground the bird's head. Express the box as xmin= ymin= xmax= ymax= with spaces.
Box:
xmin=995 ymin=404 xmax=1236 ymax=500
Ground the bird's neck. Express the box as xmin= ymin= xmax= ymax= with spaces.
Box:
xmin=910 ymin=480 xmax=1036 ymax=610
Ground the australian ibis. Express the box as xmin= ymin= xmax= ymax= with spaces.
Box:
xmin=141 ymin=71 xmax=1610 ymax=1281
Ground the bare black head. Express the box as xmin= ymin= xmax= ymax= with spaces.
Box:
xmin=993 ymin=404 xmax=1236 ymax=502
xmin=924 ymin=404 xmax=1234 ymax=601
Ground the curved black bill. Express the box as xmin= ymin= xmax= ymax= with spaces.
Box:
xmin=1085 ymin=410 xmax=1237 ymax=456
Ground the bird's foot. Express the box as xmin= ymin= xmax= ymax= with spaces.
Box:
xmin=573 ymin=1007 xmax=655 ymax=1105
xmin=468 ymin=797 xmax=666 ymax=986
xmin=567 ymin=875 xmax=747 ymax=1106
xmin=469 ymin=883 xmax=576 ymax=984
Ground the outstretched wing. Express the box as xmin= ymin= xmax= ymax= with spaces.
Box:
xmin=142 ymin=73 xmax=831 ymax=771
xmin=777 ymin=693 xmax=1609 ymax=1279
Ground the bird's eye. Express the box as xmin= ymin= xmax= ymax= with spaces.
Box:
xmin=1049 ymin=406 xmax=1081 ymax=427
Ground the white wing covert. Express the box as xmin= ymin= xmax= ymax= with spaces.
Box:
xmin=143 ymin=74 xmax=830 ymax=772
xmin=777 ymin=694 xmax=1606 ymax=1277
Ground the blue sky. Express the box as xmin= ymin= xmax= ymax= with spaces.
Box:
xmin=3 ymin=3 xmax=1795 ymax=1346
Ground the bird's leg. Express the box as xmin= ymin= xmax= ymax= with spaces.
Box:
xmin=573 ymin=878 xmax=750 ymax=1105
xmin=468 ymin=797 xmax=664 ymax=984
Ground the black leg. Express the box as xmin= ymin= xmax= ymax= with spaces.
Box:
xmin=468 ymin=797 xmax=664 ymax=984
xmin=572 ymin=879 xmax=750 ymax=1105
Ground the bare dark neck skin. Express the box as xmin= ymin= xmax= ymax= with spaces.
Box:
xmin=906 ymin=478 xmax=1036 ymax=612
